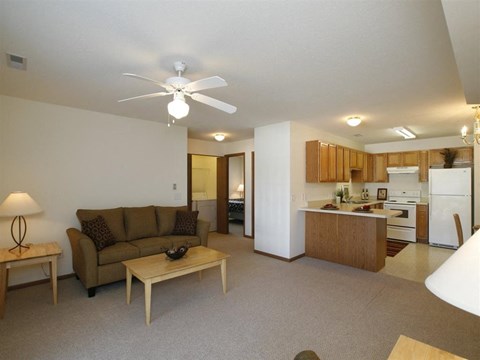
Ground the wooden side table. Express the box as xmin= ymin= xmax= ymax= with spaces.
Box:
xmin=388 ymin=335 xmax=466 ymax=360
xmin=0 ymin=242 xmax=62 ymax=319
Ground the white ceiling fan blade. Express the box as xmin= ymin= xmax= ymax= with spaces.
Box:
xmin=122 ymin=73 xmax=173 ymax=91
xmin=191 ymin=93 xmax=237 ymax=114
xmin=118 ymin=91 xmax=170 ymax=103
xmin=184 ymin=76 xmax=228 ymax=93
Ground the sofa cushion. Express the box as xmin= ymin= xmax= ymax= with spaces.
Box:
xmin=77 ymin=208 xmax=126 ymax=241
xmin=168 ymin=235 xmax=201 ymax=249
xmin=97 ymin=242 xmax=140 ymax=266
xmin=124 ymin=206 xmax=157 ymax=241
xmin=172 ymin=210 xmax=199 ymax=235
xmin=129 ymin=237 xmax=173 ymax=257
xmin=81 ymin=215 xmax=117 ymax=251
xmin=155 ymin=206 xmax=188 ymax=236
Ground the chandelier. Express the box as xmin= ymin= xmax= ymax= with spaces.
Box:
xmin=461 ymin=106 xmax=480 ymax=145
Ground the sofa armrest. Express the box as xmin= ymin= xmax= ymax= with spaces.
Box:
xmin=196 ymin=219 xmax=210 ymax=247
xmin=66 ymin=228 xmax=98 ymax=289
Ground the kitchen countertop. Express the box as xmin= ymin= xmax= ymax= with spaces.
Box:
xmin=300 ymin=200 xmax=401 ymax=219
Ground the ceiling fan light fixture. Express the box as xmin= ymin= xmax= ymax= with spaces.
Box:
xmin=168 ymin=92 xmax=189 ymax=119
xmin=214 ymin=133 xmax=225 ymax=142
xmin=394 ymin=127 xmax=416 ymax=139
xmin=347 ymin=116 xmax=362 ymax=127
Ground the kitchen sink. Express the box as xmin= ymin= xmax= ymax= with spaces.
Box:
xmin=351 ymin=200 xmax=370 ymax=204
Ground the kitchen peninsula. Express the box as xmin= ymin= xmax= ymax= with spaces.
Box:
xmin=300 ymin=201 xmax=401 ymax=272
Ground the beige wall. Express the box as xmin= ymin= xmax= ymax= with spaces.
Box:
xmin=0 ymin=96 xmax=188 ymax=285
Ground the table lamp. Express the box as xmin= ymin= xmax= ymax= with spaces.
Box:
xmin=237 ymin=184 xmax=244 ymax=198
xmin=425 ymin=230 xmax=479 ymax=317
xmin=0 ymin=191 xmax=42 ymax=253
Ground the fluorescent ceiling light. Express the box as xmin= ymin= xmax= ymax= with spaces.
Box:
xmin=394 ymin=127 xmax=416 ymax=139
xmin=347 ymin=116 xmax=361 ymax=127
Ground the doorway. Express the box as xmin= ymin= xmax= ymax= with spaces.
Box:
xmin=226 ymin=153 xmax=245 ymax=236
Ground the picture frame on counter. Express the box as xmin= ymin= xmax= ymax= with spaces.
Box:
xmin=377 ymin=188 xmax=388 ymax=200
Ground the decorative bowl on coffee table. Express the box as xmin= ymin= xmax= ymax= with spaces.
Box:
xmin=165 ymin=245 xmax=188 ymax=260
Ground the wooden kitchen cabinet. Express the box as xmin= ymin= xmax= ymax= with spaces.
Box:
xmin=416 ymin=204 xmax=429 ymax=243
xmin=306 ymin=140 xmax=336 ymax=183
xmin=363 ymin=153 xmax=374 ymax=182
xmin=419 ymin=150 xmax=428 ymax=182
xmin=373 ymin=153 xmax=388 ymax=182
xmin=336 ymin=146 xmax=344 ymax=182
xmin=429 ymin=147 xmax=473 ymax=167
xmin=343 ymin=147 xmax=351 ymax=181
xmin=387 ymin=151 xmax=419 ymax=167
xmin=328 ymin=144 xmax=337 ymax=182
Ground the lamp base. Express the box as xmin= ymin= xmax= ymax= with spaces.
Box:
xmin=9 ymin=215 xmax=30 ymax=254
xmin=9 ymin=242 xmax=30 ymax=254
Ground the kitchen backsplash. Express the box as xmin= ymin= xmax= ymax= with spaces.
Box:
xmin=365 ymin=173 xmax=429 ymax=198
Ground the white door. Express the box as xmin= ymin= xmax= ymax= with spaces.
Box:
xmin=429 ymin=195 xmax=472 ymax=248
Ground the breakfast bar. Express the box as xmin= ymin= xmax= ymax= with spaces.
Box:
xmin=300 ymin=202 xmax=401 ymax=272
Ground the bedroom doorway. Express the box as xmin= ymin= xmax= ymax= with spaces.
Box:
xmin=216 ymin=153 xmax=245 ymax=236
xmin=227 ymin=153 xmax=245 ymax=236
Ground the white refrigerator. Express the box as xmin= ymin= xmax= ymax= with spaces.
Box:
xmin=429 ymin=168 xmax=472 ymax=248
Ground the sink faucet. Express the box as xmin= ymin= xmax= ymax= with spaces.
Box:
xmin=344 ymin=196 xmax=353 ymax=203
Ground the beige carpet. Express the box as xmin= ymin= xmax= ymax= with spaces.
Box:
xmin=1 ymin=232 xmax=478 ymax=360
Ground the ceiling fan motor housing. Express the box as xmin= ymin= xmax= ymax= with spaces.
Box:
xmin=166 ymin=76 xmax=191 ymax=88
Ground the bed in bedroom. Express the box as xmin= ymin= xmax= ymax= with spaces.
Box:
xmin=228 ymin=199 xmax=244 ymax=222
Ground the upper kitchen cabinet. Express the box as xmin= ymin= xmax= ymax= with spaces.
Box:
xmin=419 ymin=150 xmax=428 ymax=182
xmin=363 ymin=153 xmax=374 ymax=182
xmin=343 ymin=147 xmax=351 ymax=181
xmin=306 ymin=141 xmax=337 ymax=183
xmin=352 ymin=152 xmax=373 ymax=183
xmin=387 ymin=151 xmax=419 ymax=167
xmin=350 ymin=150 xmax=364 ymax=170
xmin=429 ymin=147 xmax=473 ymax=168
xmin=336 ymin=146 xmax=344 ymax=182
xmin=373 ymin=153 xmax=388 ymax=182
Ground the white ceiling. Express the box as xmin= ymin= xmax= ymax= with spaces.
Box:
xmin=0 ymin=0 xmax=478 ymax=144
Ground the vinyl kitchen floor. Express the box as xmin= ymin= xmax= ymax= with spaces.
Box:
xmin=380 ymin=243 xmax=454 ymax=283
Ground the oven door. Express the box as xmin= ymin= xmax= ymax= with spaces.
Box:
xmin=384 ymin=203 xmax=416 ymax=228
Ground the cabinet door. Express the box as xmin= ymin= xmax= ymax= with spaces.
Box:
xmin=336 ymin=146 xmax=344 ymax=182
xmin=306 ymin=141 xmax=320 ymax=183
xmin=350 ymin=149 xmax=357 ymax=168
xmin=319 ymin=142 xmax=330 ymax=182
xmin=428 ymin=149 xmax=444 ymax=167
xmin=343 ymin=148 xmax=350 ymax=182
xmin=363 ymin=153 xmax=374 ymax=182
xmin=373 ymin=153 xmax=388 ymax=182
xmin=387 ymin=152 xmax=402 ymax=167
xmin=416 ymin=204 xmax=429 ymax=243
xmin=328 ymin=144 xmax=337 ymax=182
xmin=403 ymin=151 xmax=419 ymax=166
xmin=455 ymin=147 xmax=473 ymax=164
xmin=419 ymin=150 xmax=428 ymax=182
xmin=356 ymin=151 xmax=364 ymax=169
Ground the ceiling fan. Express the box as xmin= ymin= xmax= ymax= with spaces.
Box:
xmin=118 ymin=61 xmax=237 ymax=120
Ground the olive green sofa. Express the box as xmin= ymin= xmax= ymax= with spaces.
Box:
xmin=66 ymin=205 xmax=210 ymax=297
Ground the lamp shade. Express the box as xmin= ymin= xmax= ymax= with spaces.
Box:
xmin=0 ymin=191 xmax=42 ymax=217
xmin=425 ymin=230 xmax=480 ymax=316
xmin=168 ymin=92 xmax=190 ymax=120
xmin=237 ymin=184 xmax=244 ymax=192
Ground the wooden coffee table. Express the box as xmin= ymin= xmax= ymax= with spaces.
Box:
xmin=122 ymin=246 xmax=230 ymax=325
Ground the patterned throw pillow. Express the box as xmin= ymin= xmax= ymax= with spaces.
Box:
xmin=81 ymin=215 xmax=117 ymax=251
xmin=172 ymin=211 xmax=199 ymax=236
